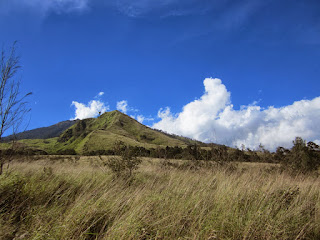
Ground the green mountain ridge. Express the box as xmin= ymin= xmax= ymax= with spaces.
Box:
xmin=7 ymin=110 xmax=204 ymax=154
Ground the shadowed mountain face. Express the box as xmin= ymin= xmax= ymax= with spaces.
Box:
xmin=2 ymin=120 xmax=78 ymax=142
xmin=2 ymin=110 xmax=203 ymax=154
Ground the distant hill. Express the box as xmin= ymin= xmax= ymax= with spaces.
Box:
xmin=2 ymin=120 xmax=78 ymax=142
xmin=3 ymin=110 xmax=204 ymax=154
xmin=55 ymin=110 xmax=203 ymax=154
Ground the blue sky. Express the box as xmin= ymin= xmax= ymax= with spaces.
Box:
xmin=1 ymin=0 xmax=320 ymax=150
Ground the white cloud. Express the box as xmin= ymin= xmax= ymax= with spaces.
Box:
xmin=71 ymin=99 xmax=108 ymax=120
xmin=116 ymin=100 xmax=153 ymax=123
xmin=116 ymin=100 xmax=128 ymax=114
xmin=137 ymin=115 xmax=145 ymax=123
xmin=116 ymin=100 xmax=139 ymax=114
xmin=95 ymin=92 xmax=104 ymax=98
xmin=153 ymin=78 xmax=320 ymax=151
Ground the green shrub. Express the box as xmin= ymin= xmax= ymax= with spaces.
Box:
xmin=282 ymin=137 xmax=320 ymax=174
xmin=103 ymin=147 xmax=142 ymax=178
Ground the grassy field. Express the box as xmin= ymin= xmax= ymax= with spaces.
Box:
xmin=0 ymin=156 xmax=319 ymax=239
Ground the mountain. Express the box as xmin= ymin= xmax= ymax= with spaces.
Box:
xmin=4 ymin=110 xmax=203 ymax=154
xmin=2 ymin=120 xmax=78 ymax=142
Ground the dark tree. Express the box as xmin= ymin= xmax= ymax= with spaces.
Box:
xmin=284 ymin=137 xmax=320 ymax=173
xmin=0 ymin=42 xmax=31 ymax=175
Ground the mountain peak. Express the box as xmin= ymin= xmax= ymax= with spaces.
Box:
xmin=100 ymin=110 xmax=121 ymax=117
xmin=4 ymin=110 xmax=204 ymax=154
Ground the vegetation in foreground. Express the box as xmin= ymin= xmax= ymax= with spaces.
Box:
xmin=0 ymin=156 xmax=319 ymax=239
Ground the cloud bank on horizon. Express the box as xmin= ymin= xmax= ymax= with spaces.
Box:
xmin=153 ymin=78 xmax=320 ymax=151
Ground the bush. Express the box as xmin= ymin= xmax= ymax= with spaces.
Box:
xmin=282 ymin=137 xmax=320 ymax=174
xmin=103 ymin=147 xmax=142 ymax=178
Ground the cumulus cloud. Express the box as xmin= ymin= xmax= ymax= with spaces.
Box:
xmin=71 ymin=99 xmax=109 ymax=120
xmin=153 ymin=78 xmax=320 ymax=151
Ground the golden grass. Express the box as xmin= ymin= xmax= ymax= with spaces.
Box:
xmin=0 ymin=157 xmax=319 ymax=239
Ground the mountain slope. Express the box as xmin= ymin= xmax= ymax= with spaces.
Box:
xmin=56 ymin=110 xmax=202 ymax=154
xmin=2 ymin=120 xmax=78 ymax=142
xmin=9 ymin=110 xmax=203 ymax=154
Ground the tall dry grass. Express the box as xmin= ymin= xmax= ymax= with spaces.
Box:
xmin=0 ymin=157 xmax=319 ymax=239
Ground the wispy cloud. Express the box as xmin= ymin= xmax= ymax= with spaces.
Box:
xmin=136 ymin=115 xmax=154 ymax=124
xmin=113 ymin=0 xmax=195 ymax=17
xmin=116 ymin=100 xmax=153 ymax=123
xmin=136 ymin=115 xmax=145 ymax=123
xmin=116 ymin=100 xmax=129 ymax=114
xmin=111 ymin=0 xmax=269 ymax=23
xmin=116 ymin=100 xmax=139 ymax=114
xmin=111 ymin=0 xmax=235 ymax=18
xmin=214 ymin=1 xmax=268 ymax=30
xmin=95 ymin=92 xmax=104 ymax=98
xmin=0 ymin=0 xmax=89 ymax=16
xmin=1 ymin=0 xmax=258 ymax=20
xmin=153 ymin=78 xmax=320 ymax=150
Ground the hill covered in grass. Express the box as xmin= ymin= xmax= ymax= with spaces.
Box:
xmin=4 ymin=110 xmax=203 ymax=155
